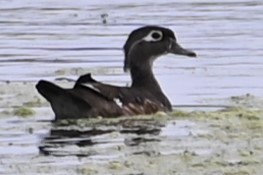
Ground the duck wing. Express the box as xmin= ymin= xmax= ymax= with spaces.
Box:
xmin=74 ymin=73 xmax=122 ymax=99
xmin=74 ymin=73 xmax=170 ymax=115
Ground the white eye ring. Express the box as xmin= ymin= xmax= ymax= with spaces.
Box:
xmin=143 ymin=30 xmax=163 ymax=42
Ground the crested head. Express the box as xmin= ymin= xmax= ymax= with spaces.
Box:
xmin=123 ymin=26 xmax=174 ymax=71
xmin=123 ymin=25 xmax=196 ymax=72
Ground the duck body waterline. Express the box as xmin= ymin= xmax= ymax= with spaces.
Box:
xmin=36 ymin=26 xmax=196 ymax=120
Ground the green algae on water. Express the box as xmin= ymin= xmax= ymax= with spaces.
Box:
xmin=13 ymin=107 xmax=35 ymax=117
xmin=170 ymin=107 xmax=263 ymax=120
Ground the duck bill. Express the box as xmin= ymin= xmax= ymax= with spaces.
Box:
xmin=168 ymin=39 xmax=196 ymax=57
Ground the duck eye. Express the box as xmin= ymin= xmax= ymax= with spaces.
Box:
xmin=152 ymin=32 xmax=162 ymax=40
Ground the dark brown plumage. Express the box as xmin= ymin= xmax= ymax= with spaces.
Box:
xmin=36 ymin=25 xmax=196 ymax=120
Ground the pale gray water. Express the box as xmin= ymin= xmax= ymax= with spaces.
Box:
xmin=0 ymin=0 xmax=263 ymax=174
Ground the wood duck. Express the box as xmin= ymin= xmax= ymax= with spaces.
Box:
xmin=36 ymin=26 xmax=196 ymax=120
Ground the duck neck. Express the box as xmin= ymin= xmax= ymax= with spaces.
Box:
xmin=127 ymin=50 xmax=172 ymax=111
xmin=130 ymin=57 xmax=162 ymax=92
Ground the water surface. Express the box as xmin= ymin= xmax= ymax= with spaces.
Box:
xmin=0 ymin=0 xmax=263 ymax=174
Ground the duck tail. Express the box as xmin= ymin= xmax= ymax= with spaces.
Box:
xmin=36 ymin=80 xmax=65 ymax=103
xmin=36 ymin=80 xmax=92 ymax=119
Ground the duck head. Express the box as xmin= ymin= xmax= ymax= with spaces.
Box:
xmin=123 ymin=26 xmax=196 ymax=72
